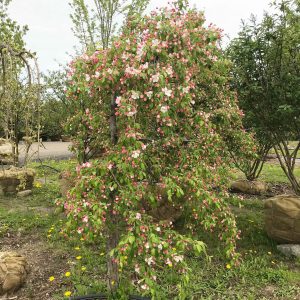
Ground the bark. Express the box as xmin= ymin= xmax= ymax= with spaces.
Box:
xmin=107 ymin=92 xmax=120 ymax=292
xmin=246 ymin=144 xmax=270 ymax=181
xmin=274 ymin=141 xmax=300 ymax=195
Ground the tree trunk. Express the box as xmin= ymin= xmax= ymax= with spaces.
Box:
xmin=106 ymin=215 xmax=120 ymax=292
xmin=274 ymin=141 xmax=300 ymax=195
xmin=107 ymin=92 xmax=120 ymax=292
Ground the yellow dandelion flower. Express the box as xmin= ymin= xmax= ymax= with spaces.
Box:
xmin=65 ymin=271 xmax=71 ymax=277
xmin=74 ymin=246 xmax=80 ymax=250
xmin=47 ymin=234 xmax=52 ymax=238
xmin=226 ymin=264 xmax=231 ymax=269
xmin=35 ymin=182 xmax=42 ymax=188
xmin=111 ymin=280 xmax=115 ymax=285
xmin=80 ymin=237 xmax=84 ymax=241
xmin=76 ymin=256 xmax=82 ymax=260
xmin=81 ymin=266 xmax=86 ymax=271
xmin=64 ymin=291 xmax=72 ymax=297
xmin=49 ymin=276 xmax=55 ymax=282
xmin=100 ymin=252 xmax=105 ymax=256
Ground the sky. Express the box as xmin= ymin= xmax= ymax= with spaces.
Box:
xmin=8 ymin=0 xmax=272 ymax=73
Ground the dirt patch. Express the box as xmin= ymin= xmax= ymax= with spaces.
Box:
xmin=0 ymin=232 xmax=70 ymax=300
xmin=231 ymin=182 xmax=295 ymax=201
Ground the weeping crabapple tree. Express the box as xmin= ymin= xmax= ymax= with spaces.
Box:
xmin=63 ymin=2 xmax=253 ymax=297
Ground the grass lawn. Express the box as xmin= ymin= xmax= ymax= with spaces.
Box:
xmin=0 ymin=160 xmax=300 ymax=299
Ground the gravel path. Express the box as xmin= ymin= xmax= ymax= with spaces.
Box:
xmin=19 ymin=142 xmax=74 ymax=164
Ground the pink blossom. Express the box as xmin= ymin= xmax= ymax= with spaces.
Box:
xmin=82 ymin=215 xmax=89 ymax=223
xmin=126 ymin=109 xmax=137 ymax=117
xmin=115 ymin=96 xmax=122 ymax=106
xmin=82 ymin=162 xmax=92 ymax=168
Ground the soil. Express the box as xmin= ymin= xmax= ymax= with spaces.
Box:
xmin=0 ymin=232 xmax=70 ymax=300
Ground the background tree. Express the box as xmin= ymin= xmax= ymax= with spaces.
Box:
xmin=40 ymin=70 xmax=69 ymax=141
xmin=69 ymin=0 xmax=150 ymax=51
xmin=227 ymin=0 xmax=300 ymax=190
xmin=0 ymin=0 xmax=41 ymax=166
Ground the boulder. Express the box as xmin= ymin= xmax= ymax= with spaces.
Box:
xmin=59 ymin=171 xmax=75 ymax=197
xmin=0 ymin=167 xmax=35 ymax=196
xmin=277 ymin=244 xmax=300 ymax=258
xmin=0 ymin=252 xmax=29 ymax=296
xmin=17 ymin=190 xmax=32 ymax=197
xmin=230 ymin=180 xmax=268 ymax=195
xmin=265 ymin=195 xmax=300 ymax=243
xmin=141 ymin=183 xmax=182 ymax=222
xmin=0 ymin=139 xmax=13 ymax=165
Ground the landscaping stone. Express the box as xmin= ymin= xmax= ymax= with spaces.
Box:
xmin=17 ymin=190 xmax=32 ymax=197
xmin=0 ymin=139 xmax=13 ymax=165
xmin=265 ymin=195 xmax=300 ymax=243
xmin=277 ymin=244 xmax=300 ymax=258
xmin=0 ymin=167 xmax=35 ymax=196
xmin=59 ymin=171 xmax=75 ymax=197
xmin=0 ymin=252 xmax=29 ymax=296
xmin=141 ymin=183 xmax=182 ymax=222
xmin=230 ymin=179 xmax=268 ymax=195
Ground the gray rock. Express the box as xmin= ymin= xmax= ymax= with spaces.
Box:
xmin=230 ymin=180 xmax=268 ymax=195
xmin=17 ymin=190 xmax=32 ymax=197
xmin=277 ymin=244 xmax=300 ymax=257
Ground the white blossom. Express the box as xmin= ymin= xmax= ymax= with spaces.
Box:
xmin=152 ymin=39 xmax=160 ymax=47
xmin=131 ymin=150 xmax=141 ymax=158
xmin=132 ymin=91 xmax=140 ymax=100
xmin=162 ymin=87 xmax=172 ymax=97
xmin=160 ymin=106 xmax=169 ymax=113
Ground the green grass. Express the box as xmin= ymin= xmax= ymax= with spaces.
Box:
xmin=260 ymin=163 xmax=300 ymax=183
xmin=1 ymin=159 xmax=300 ymax=299
xmin=231 ymin=161 xmax=300 ymax=184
